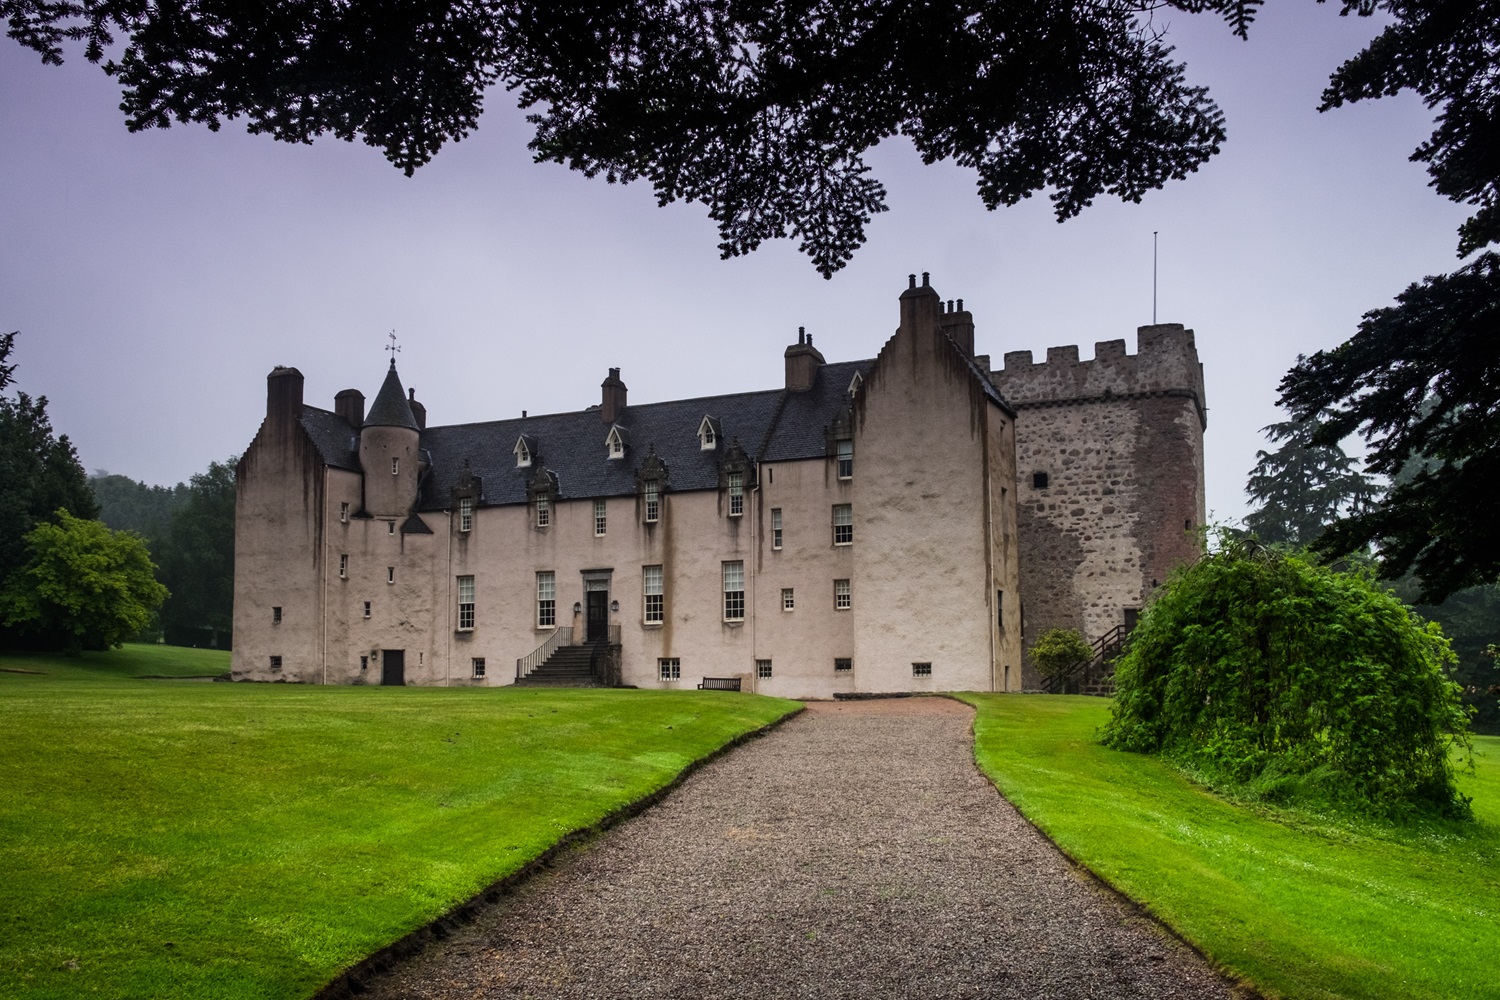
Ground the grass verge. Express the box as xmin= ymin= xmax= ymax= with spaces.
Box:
xmin=958 ymin=694 xmax=1500 ymax=1000
xmin=1 ymin=645 xmax=799 ymax=1000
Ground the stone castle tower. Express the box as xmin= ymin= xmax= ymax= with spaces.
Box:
xmin=990 ymin=325 xmax=1207 ymax=686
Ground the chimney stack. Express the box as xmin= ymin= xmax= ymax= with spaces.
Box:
xmin=266 ymin=366 xmax=304 ymax=429
xmin=937 ymin=296 xmax=976 ymax=356
xmin=407 ymin=387 xmax=427 ymax=431
xmin=601 ymin=368 xmax=627 ymax=423
xmin=334 ymin=388 xmax=365 ymax=428
xmin=784 ymin=326 xmax=825 ymax=392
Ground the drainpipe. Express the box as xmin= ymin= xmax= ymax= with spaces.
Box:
xmin=322 ymin=466 xmax=329 ymax=686
xmin=749 ymin=465 xmax=760 ymax=694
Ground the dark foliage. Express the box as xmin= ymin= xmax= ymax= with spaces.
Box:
xmin=1243 ymin=409 xmax=1380 ymax=547
xmin=1 ymin=1 xmax=1262 ymax=276
xmin=0 ymin=333 xmax=99 ymax=598
xmin=90 ymin=472 xmax=189 ymax=546
xmin=1280 ymin=254 xmax=1500 ymax=601
xmin=156 ymin=459 xmax=236 ymax=649
xmin=1103 ymin=536 xmax=1473 ymax=820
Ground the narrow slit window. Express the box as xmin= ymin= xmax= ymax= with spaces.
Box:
xmin=388 ymin=521 xmax=396 ymax=534
xmin=362 ymin=601 xmax=371 ymax=619
xmin=391 ymin=457 xmax=400 ymax=476
xmin=771 ymin=508 xmax=782 ymax=549
xmin=340 ymin=501 xmax=349 ymax=523
xmin=272 ymin=606 xmax=282 ymax=625
xmin=339 ymin=553 xmax=348 ymax=579
xmin=594 ymin=498 xmax=607 ymax=536
xmin=386 ymin=566 xmax=395 ymax=585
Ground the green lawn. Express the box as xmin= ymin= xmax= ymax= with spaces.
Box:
xmin=960 ymin=694 xmax=1500 ymax=1000
xmin=1 ymin=645 xmax=799 ymax=1000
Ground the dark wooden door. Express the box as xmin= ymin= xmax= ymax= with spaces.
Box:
xmin=381 ymin=649 xmax=405 ymax=686
xmin=586 ymin=591 xmax=608 ymax=642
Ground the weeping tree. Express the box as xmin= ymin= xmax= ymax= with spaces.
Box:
xmin=1103 ymin=535 xmax=1472 ymax=820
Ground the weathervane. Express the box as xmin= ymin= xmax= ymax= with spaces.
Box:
xmin=385 ymin=330 xmax=401 ymax=363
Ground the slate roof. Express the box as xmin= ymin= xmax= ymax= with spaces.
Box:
xmin=293 ymin=352 xmax=1008 ymax=511
xmin=299 ymin=407 xmax=360 ymax=471
xmin=365 ymin=362 xmax=419 ymax=429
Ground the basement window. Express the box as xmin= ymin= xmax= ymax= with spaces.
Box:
xmin=659 ymin=657 xmax=681 ymax=680
xmin=360 ymin=655 xmax=368 ymax=671
xmin=1032 ymin=471 xmax=1049 ymax=489
xmin=756 ymin=659 xmax=773 ymax=679
xmin=472 ymin=657 xmax=486 ymax=679
xmin=269 ymin=655 xmax=282 ymax=671
xmin=835 ymin=657 xmax=852 ymax=673
xmin=913 ymin=662 xmax=933 ymax=677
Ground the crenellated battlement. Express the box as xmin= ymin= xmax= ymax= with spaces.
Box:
xmin=991 ymin=323 xmax=1206 ymax=429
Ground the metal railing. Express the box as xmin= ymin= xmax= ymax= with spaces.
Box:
xmin=1043 ymin=623 xmax=1131 ymax=694
xmin=516 ymin=625 xmax=574 ymax=682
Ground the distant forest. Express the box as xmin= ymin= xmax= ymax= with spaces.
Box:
xmin=91 ymin=461 xmax=235 ymax=650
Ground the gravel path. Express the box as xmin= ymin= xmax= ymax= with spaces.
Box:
xmin=359 ymin=698 xmax=1242 ymax=999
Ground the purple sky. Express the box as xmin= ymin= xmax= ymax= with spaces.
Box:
xmin=0 ymin=5 xmax=1472 ymax=525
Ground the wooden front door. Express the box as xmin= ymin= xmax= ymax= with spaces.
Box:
xmin=381 ymin=649 xmax=405 ymax=686
xmin=586 ymin=591 xmax=608 ymax=642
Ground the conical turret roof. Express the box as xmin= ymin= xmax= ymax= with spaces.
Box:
xmin=365 ymin=361 xmax=419 ymax=430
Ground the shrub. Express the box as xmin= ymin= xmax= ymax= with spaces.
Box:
xmin=1029 ymin=628 xmax=1094 ymax=679
xmin=1102 ymin=537 xmax=1472 ymax=819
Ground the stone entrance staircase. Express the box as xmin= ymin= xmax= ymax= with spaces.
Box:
xmin=514 ymin=641 xmax=613 ymax=687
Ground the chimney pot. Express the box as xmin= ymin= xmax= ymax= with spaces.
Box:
xmin=922 ymin=272 xmax=930 ymax=287
xmin=908 ymin=274 xmax=916 ymax=289
xmin=958 ymin=298 xmax=964 ymax=311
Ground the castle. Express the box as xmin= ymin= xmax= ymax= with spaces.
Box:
xmin=231 ymin=274 xmax=1206 ymax=698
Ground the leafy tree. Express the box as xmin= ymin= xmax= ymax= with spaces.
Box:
xmin=1242 ymin=409 xmax=1380 ymax=547
xmin=0 ymin=332 xmax=98 ymax=590
xmin=1103 ymin=534 xmax=1472 ymax=820
xmin=1028 ymin=628 xmax=1094 ymax=680
xmin=0 ymin=509 xmax=168 ymax=652
xmin=2 ymin=1 xmax=1267 ymax=276
xmin=157 ymin=459 xmax=236 ymax=649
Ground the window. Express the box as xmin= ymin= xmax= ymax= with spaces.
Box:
xmin=1033 ymin=471 xmax=1049 ymax=489
xmin=728 ymin=471 xmax=744 ymax=516
xmin=782 ymin=588 xmax=795 ymax=611
xmin=537 ymin=571 xmax=556 ymax=628
xmin=363 ymin=601 xmax=371 ymax=619
xmin=457 ymin=575 xmax=475 ymax=630
xmin=388 ymin=521 xmax=396 ymax=534
xmin=835 ymin=657 xmax=852 ymax=673
xmin=643 ymin=565 xmax=664 ymax=624
xmin=659 ymin=657 xmax=681 ymax=680
xmin=272 ymin=606 xmax=282 ymax=625
xmin=833 ymin=504 xmax=853 ymax=545
xmin=339 ymin=553 xmax=348 ymax=579
xmin=472 ymin=657 xmax=486 ymax=679
xmin=837 ymin=439 xmax=853 ymax=479
xmin=514 ymin=436 xmax=532 ymax=467
xmin=391 ymin=457 xmax=400 ymax=476
xmin=756 ymin=659 xmax=773 ymax=679
xmin=459 ymin=497 xmax=473 ymax=532
xmin=594 ymin=498 xmax=607 ymax=536
xmin=771 ymin=508 xmax=783 ymax=549
xmin=340 ymin=501 xmax=349 ymax=523
xmin=913 ymin=662 xmax=933 ymax=677
xmin=606 ymin=426 xmax=626 ymax=459
xmin=535 ymin=493 xmax=550 ymax=528
xmin=269 ymin=655 xmax=282 ymax=671
xmin=834 ymin=578 xmax=851 ymax=610
xmin=722 ymin=561 xmax=745 ymax=621
xmin=644 ymin=481 xmax=660 ymax=523
xmin=387 ymin=566 xmax=395 ymax=585
xmin=360 ymin=655 xmax=368 ymax=671
xmin=996 ymin=589 xmax=1004 ymax=630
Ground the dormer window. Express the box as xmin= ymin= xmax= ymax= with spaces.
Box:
xmin=513 ymin=434 xmax=533 ymax=468
xmin=848 ymin=372 xmax=864 ymax=396
xmin=606 ymin=424 xmax=629 ymax=460
xmin=697 ymin=415 xmax=721 ymax=451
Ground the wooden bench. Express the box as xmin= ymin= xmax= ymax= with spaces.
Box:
xmin=697 ymin=676 xmax=742 ymax=691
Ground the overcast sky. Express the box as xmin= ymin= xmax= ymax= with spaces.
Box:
xmin=0 ymin=4 xmax=1472 ymax=525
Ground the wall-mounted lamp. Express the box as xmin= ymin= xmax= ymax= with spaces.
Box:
xmin=572 ymin=602 xmax=582 ymax=615
xmin=610 ymin=600 xmax=620 ymax=612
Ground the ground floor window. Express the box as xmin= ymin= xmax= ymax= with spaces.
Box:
xmin=835 ymin=657 xmax=852 ymax=672
xmin=756 ymin=659 xmax=772 ymax=679
xmin=644 ymin=565 xmax=664 ymax=624
xmin=269 ymin=655 xmax=282 ymax=671
xmin=913 ymin=662 xmax=932 ymax=677
xmin=472 ymin=657 xmax=486 ymax=678
xmin=457 ymin=575 xmax=475 ymax=630
xmin=659 ymin=657 xmax=681 ymax=680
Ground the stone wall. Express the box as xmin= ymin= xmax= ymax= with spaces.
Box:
xmin=991 ymin=324 xmax=1206 ymax=687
